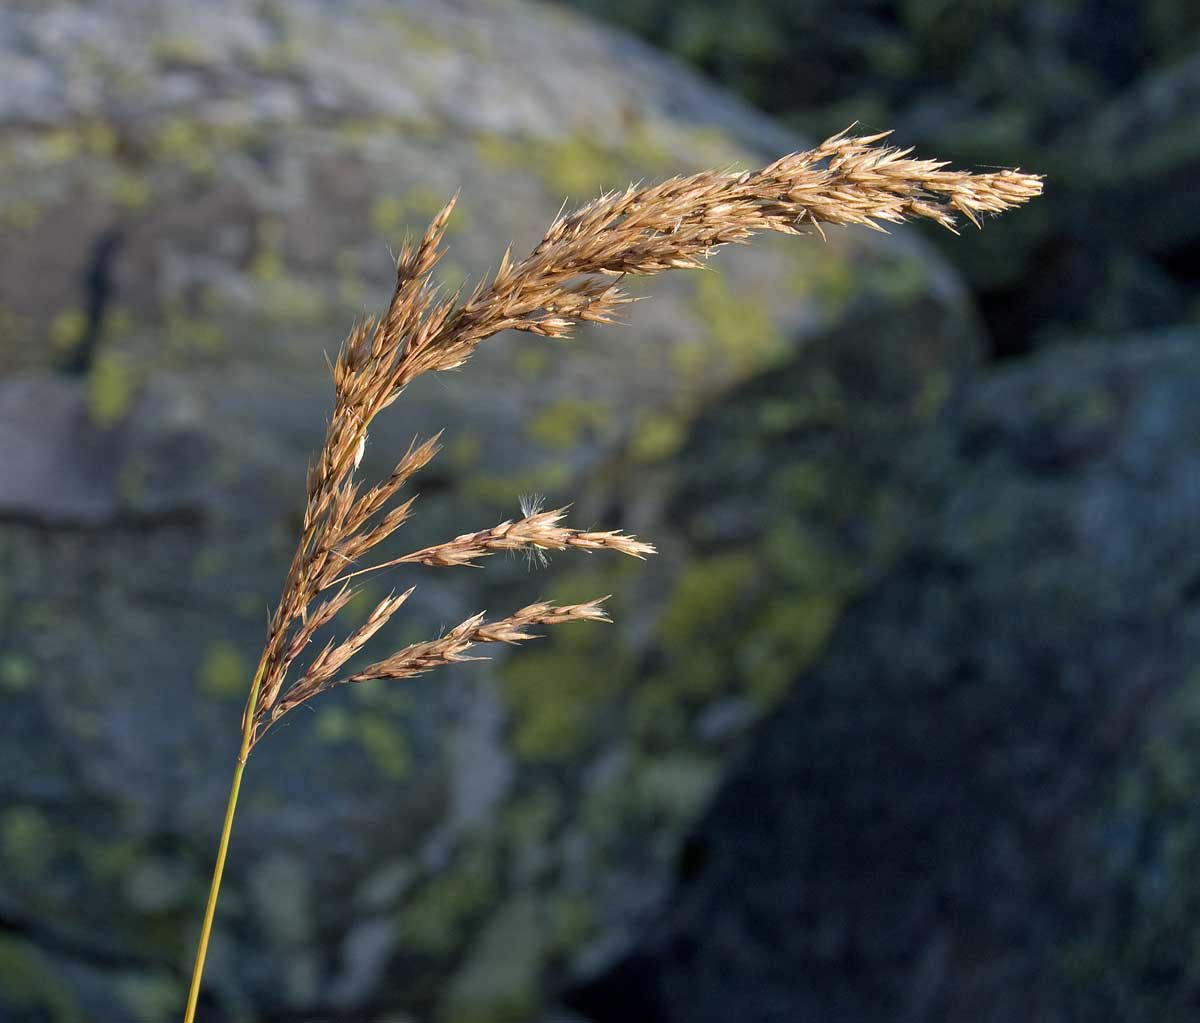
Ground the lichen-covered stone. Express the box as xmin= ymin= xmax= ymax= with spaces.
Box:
xmin=0 ymin=1 xmax=982 ymax=1020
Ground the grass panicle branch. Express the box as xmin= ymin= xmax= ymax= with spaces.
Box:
xmin=248 ymin=128 xmax=1041 ymax=741
xmin=332 ymin=505 xmax=655 ymax=578
xmin=182 ymin=129 xmax=1041 ymax=1022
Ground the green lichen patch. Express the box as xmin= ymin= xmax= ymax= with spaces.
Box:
xmin=462 ymin=461 xmax=573 ymax=510
xmin=373 ymin=8 xmax=455 ymax=56
xmin=151 ymin=117 xmax=216 ymax=176
xmin=400 ymin=846 xmax=498 ymax=958
xmin=538 ymin=136 xmax=624 ymax=198
xmin=111 ymin=972 xmax=182 ymax=1023
xmin=546 ymin=891 xmax=596 ymax=956
xmin=737 ymin=590 xmax=845 ymax=704
xmin=628 ymin=411 xmax=686 ymax=463
xmin=657 ymin=551 xmax=758 ymax=657
xmin=162 ymin=302 xmax=226 ymax=356
xmin=623 ymin=121 xmax=674 ymax=173
xmin=0 ymin=936 xmax=82 ymax=1023
xmin=499 ymin=564 xmax=640 ymax=762
xmin=474 ymin=134 xmax=527 ymax=173
xmin=579 ymin=752 xmax=720 ymax=868
xmin=48 ymin=308 xmax=88 ymax=356
xmin=149 ymin=34 xmax=216 ymax=68
xmin=370 ymin=186 xmax=468 ymax=238
xmin=513 ymin=345 xmax=551 ymax=382
xmin=358 ymin=715 xmax=414 ymax=781
xmin=335 ymin=248 xmax=367 ymax=307
xmin=86 ymin=351 xmax=140 ymax=426
xmin=0 ymin=199 xmax=43 ymax=232
xmin=36 ymin=127 xmax=83 ymax=164
xmin=692 ymin=271 xmax=786 ymax=372
xmin=344 ymin=583 xmax=385 ymax=626
xmin=912 ymin=368 xmax=952 ymax=421
xmin=526 ymin=399 xmax=609 ymax=450
xmin=245 ymin=221 xmax=331 ymax=327
xmin=640 ymin=525 xmax=860 ymax=736
xmin=440 ymin=894 xmax=544 ymax=1023
xmin=788 ymin=244 xmax=858 ymax=320
xmin=108 ymin=171 xmax=151 ymax=210
xmin=474 ymin=132 xmax=625 ymax=199
xmin=447 ymin=432 xmax=483 ymax=471
xmin=857 ymin=249 xmax=934 ymax=306
xmin=772 ymin=459 xmax=833 ymax=508
xmin=499 ymin=638 xmax=629 ymax=763
xmin=197 ymin=642 xmax=249 ymax=700
xmin=313 ymin=682 xmax=416 ymax=779
xmin=500 ymin=786 xmax=561 ymax=855
xmin=0 ymin=653 xmax=34 ymax=692
xmin=315 ymin=705 xmax=354 ymax=744
xmin=1 ymin=805 xmax=54 ymax=879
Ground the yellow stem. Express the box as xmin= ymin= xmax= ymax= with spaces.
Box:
xmin=182 ymin=658 xmax=266 ymax=1023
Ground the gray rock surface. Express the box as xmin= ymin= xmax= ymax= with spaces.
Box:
xmin=0 ymin=2 xmax=985 ymax=1021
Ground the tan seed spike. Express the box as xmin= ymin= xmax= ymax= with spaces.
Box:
xmin=188 ymin=129 xmax=1041 ymax=1017
xmin=249 ymin=129 xmax=1039 ymax=737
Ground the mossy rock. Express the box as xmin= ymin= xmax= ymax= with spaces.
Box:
xmin=0 ymin=1 xmax=986 ymax=1020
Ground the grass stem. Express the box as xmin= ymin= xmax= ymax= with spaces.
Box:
xmin=182 ymin=659 xmax=266 ymax=1023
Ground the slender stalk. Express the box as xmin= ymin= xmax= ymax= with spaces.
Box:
xmin=183 ymin=658 xmax=267 ymax=1023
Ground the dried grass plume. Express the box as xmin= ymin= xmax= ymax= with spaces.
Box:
xmin=183 ymin=128 xmax=1041 ymax=1023
xmin=246 ymin=128 xmax=1041 ymax=746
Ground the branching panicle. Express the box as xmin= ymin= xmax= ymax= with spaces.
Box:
xmin=241 ymin=130 xmax=1040 ymax=746
xmin=187 ymin=129 xmax=1041 ymax=1021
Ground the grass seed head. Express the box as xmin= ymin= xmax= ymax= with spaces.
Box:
xmin=246 ymin=130 xmax=1041 ymax=745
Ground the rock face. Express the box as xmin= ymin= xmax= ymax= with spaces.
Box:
xmin=571 ymin=332 xmax=1200 ymax=1023
xmin=0 ymin=2 xmax=982 ymax=1021
xmin=522 ymin=8 xmax=1200 ymax=1023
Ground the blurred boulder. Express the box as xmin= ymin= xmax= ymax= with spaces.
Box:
xmin=570 ymin=330 xmax=1200 ymax=1023
xmin=0 ymin=1 xmax=985 ymax=1021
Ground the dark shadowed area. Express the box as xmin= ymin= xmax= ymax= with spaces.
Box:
xmin=0 ymin=1 xmax=1197 ymax=1021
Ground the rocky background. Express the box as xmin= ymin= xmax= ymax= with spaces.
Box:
xmin=0 ymin=1 xmax=1196 ymax=1022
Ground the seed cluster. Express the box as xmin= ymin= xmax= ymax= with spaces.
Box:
xmin=245 ymin=129 xmax=1042 ymax=748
